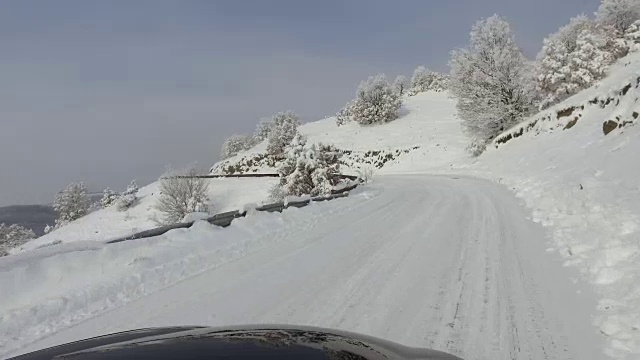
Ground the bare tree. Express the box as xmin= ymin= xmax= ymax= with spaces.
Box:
xmin=155 ymin=167 xmax=210 ymax=224
xmin=393 ymin=75 xmax=408 ymax=95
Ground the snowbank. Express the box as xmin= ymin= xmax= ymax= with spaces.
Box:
xmin=0 ymin=191 xmax=365 ymax=358
xmin=469 ymin=54 xmax=640 ymax=359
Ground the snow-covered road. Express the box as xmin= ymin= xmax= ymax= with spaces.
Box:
xmin=7 ymin=176 xmax=605 ymax=359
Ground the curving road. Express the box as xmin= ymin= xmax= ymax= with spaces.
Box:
xmin=10 ymin=176 xmax=604 ymax=359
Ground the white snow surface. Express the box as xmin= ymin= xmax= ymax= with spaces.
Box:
xmin=214 ymin=91 xmax=468 ymax=173
xmin=1 ymin=178 xmax=604 ymax=360
xmin=2 ymin=53 xmax=639 ymax=359
xmin=15 ymin=177 xmax=277 ymax=252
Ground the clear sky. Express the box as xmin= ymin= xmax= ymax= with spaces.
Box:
xmin=0 ymin=0 xmax=600 ymax=206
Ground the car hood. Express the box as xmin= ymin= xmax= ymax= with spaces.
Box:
xmin=10 ymin=325 xmax=463 ymax=360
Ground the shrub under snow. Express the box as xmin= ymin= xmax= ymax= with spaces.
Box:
xmin=465 ymin=137 xmax=488 ymax=157
xmin=116 ymin=180 xmax=139 ymax=211
xmin=409 ymin=66 xmax=448 ymax=95
xmin=220 ymin=134 xmax=256 ymax=160
xmin=0 ymin=223 xmax=36 ymax=256
xmin=266 ymin=111 xmax=301 ymax=157
xmin=49 ymin=182 xmax=89 ymax=231
xmin=100 ymin=188 xmax=119 ymax=208
xmin=271 ymin=134 xmax=341 ymax=200
xmin=155 ymin=167 xmax=210 ymax=224
xmin=349 ymin=74 xmax=402 ymax=125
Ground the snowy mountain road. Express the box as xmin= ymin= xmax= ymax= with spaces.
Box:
xmin=8 ymin=175 xmax=604 ymax=360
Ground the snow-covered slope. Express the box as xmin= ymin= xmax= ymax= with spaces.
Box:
xmin=211 ymin=91 xmax=468 ymax=174
xmin=16 ymin=177 xmax=278 ymax=252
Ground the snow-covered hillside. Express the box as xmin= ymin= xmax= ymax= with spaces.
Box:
xmin=15 ymin=177 xmax=278 ymax=252
xmin=212 ymin=91 xmax=468 ymax=175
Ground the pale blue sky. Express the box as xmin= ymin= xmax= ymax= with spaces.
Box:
xmin=0 ymin=0 xmax=600 ymax=205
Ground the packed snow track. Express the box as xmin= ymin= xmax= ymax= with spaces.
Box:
xmin=5 ymin=175 xmax=603 ymax=360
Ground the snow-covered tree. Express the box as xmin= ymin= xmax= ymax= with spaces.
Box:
xmin=335 ymin=100 xmax=355 ymax=127
xmin=535 ymin=15 xmax=595 ymax=108
xmin=100 ymin=188 xmax=119 ymax=208
xmin=349 ymin=74 xmax=402 ymax=125
xmin=116 ymin=180 xmax=139 ymax=211
xmin=254 ymin=118 xmax=273 ymax=141
xmin=569 ymin=29 xmax=614 ymax=90
xmin=409 ymin=66 xmax=448 ymax=95
xmin=410 ymin=66 xmax=430 ymax=94
xmin=52 ymin=182 xmax=89 ymax=229
xmin=450 ymin=15 xmax=534 ymax=144
xmin=266 ymin=111 xmax=301 ymax=157
xmin=271 ymin=134 xmax=341 ymax=200
xmin=599 ymin=24 xmax=631 ymax=59
xmin=155 ymin=167 xmax=209 ymax=224
xmin=0 ymin=223 xmax=36 ymax=256
xmin=625 ymin=19 xmax=640 ymax=51
xmin=393 ymin=75 xmax=408 ymax=95
xmin=220 ymin=134 xmax=255 ymax=160
xmin=596 ymin=0 xmax=640 ymax=34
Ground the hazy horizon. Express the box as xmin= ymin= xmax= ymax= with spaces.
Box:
xmin=0 ymin=0 xmax=601 ymax=206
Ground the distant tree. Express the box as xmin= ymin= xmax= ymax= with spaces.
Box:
xmin=410 ymin=66 xmax=430 ymax=94
xmin=349 ymin=74 xmax=402 ymax=125
xmin=409 ymin=66 xmax=448 ymax=95
xmin=335 ymin=100 xmax=355 ymax=127
xmin=220 ymin=134 xmax=255 ymax=160
xmin=271 ymin=134 xmax=341 ymax=200
xmin=596 ymin=0 xmax=640 ymax=33
xmin=253 ymin=118 xmax=274 ymax=141
xmin=116 ymin=180 xmax=140 ymax=211
xmin=449 ymin=15 xmax=534 ymax=145
xmin=393 ymin=75 xmax=408 ymax=95
xmin=0 ymin=223 xmax=36 ymax=256
xmin=266 ymin=111 xmax=301 ymax=157
xmin=155 ymin=167 xmax=209 ymax=224
xmin=51 ymin=182 xmax=89 ymax=230
xmin=100 ymin=188 xmax=119 ymax=208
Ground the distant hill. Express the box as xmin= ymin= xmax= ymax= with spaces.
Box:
xmin=0 ymin=192 xmax=104 ymax=237
xmin=0 ymin=205 xmax=57 ymax=236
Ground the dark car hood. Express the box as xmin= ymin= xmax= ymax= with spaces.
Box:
xmin=10 ymin=325 xmax=463 ymax=360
